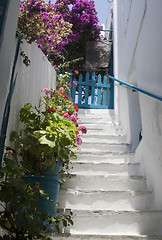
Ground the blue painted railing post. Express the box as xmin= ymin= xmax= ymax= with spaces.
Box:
xmin=108 ymin=47 xmax=114 ymax=109
xmin=0 ymin=34 xmax=21 ymax=169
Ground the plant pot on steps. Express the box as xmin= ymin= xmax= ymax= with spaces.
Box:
xmin=23 ymin=161 xmax=62 ymax=218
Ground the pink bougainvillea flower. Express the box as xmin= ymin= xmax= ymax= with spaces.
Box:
xmin=25 ymin=62 xmax=30 ymax=67
xmin=75 ymin=135 xmax=82 ymax=145
xmin=78 ymin=125 xmax=87 ymax=134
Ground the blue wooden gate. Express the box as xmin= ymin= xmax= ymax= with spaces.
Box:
xmin=69 ymin=71 xmax=114 ymax=109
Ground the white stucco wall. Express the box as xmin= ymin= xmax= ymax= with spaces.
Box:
xmin=6 ymin=40 xmax=56 ymax=144
xmin=0 ymin=1 xmax=56 ymax=146
xmin=0 ymin=0 xmax=20 ymax=128
xmin=114 ymin=0 xmax=162 ymax=208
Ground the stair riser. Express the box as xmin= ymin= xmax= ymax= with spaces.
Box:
xmin=81 ymin=124 xmax=119 ymax=130
xmin=64 ymin=211 xmax=162 ymax=236
xmin=78 ymin=118 xmax=117 ymax=124
xmin=85 ymin=129 xmax=123 ymax=136
xmin=82 ymin=136 xmax=127 ymax=144
xmin=76 ymin=154 xmax=135 ymax=163
xmin=62 ymin=176 xmax=146 ymax=191
xmin=80 ymin=144 xmax=130 ymax=154
xmin=69 ymin=163 xmax=140 ymax=177
xmin=78 ymin=109 xmax=115 ymax=115
xmin=59 ymin=190 xmax=154 ymax=211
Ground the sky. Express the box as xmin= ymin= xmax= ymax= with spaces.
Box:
xmin=44 ymin=0 xmax=110 ymax=26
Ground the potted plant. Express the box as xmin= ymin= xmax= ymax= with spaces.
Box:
xmin=0 ymin=147 xmax=73 ymax=239
xmin=9 ymin=84 xmax=87 ymax=231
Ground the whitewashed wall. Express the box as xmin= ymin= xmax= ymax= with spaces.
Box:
xmin=6 ymin=40 xmax=56 ymax=144
xmin=113 ymin=0 xmax=162 ymax=208
xmin=0 ymin=0 xmax=20 ymax=128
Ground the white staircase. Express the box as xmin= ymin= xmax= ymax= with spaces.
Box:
xmin=51 ymin=109 xmax=162 ymax=240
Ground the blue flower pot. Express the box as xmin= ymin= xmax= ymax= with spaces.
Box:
xmin=23 ymin=161 xmax=62 ymax=218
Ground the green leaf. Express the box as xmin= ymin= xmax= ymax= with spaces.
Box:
xmin=39 ymin=135 xmax=56 ymax=148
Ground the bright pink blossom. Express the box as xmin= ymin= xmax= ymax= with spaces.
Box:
xmin=63 ymin=112 xmax=69 ymax=118
xmin=69 ymin=115 xmax=77 ymax=124
xmin=43 ymin=88 xmax=51 ymax=94
xmin=59 ymin=87 xmax=65 ymax=93
xmin=78 ymin=125 xmax=87 ymax=134
xmin=57 ymin=106 xmax=62 ymax=111
xmin=75 ymin=135 xmax=82 ymax=145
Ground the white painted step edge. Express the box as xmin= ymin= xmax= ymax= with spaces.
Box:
xmin=49 ymin=234 xmax=162 ymax=240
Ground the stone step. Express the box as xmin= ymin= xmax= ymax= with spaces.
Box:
xmin=49 ymin=234 xmax=162 ymax=240
xmin=80 ymin=123 xmax=120 ymax=130
xmin=76 ymin=152 xmax=135 ymax=163
xmin=78 ymin=109 xmax=115 ymax=116
xmin=81 ymin=134 xmax=127 ymax=144
xmin=58 ymin=189 xmax=154 ymax=211
xmin=69 ymin=162 xmax=141 ymax=177
xmin=62 ymin=210 xmax=162 ymax=236
xmin=80 ymin=143 xmax=131 ymax=154
xmin=78 ymin=117 xmax=117 ymax=124
xmin=62 ymin=175 xmax=146 ymax=192
xmin=85 ymin=129 xmax=124 ymax=136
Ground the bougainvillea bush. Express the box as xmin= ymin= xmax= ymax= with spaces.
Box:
xmin=18 ymin=0 xmax=72 ymax=66
xmin=54 ymin=0 xmax=102 ymax=67
xmin=18 ymin=0 xmax=102 ymax=68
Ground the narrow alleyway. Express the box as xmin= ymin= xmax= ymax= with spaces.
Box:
xmin=52 ymin=109 xmax=162 ymax=240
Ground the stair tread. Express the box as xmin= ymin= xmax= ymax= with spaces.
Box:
xmin=49 ymin=234 xmax=162 ymax=239
xmin=60 ymin=189 xmax=151 ymax=194
xmin=67 ymin=173 xmax=144 ymax=179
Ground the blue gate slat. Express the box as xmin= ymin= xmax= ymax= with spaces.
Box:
xmin=71 ymin=77 xmax=76 ymax=102
xmin=103 ymin=75 xmax=108 ymax=106
xmin=78 ymin=74 xmax=83 ymax=105
xmin=85 ymin=72 xmax=89 ymax=107
xmin=91 ymin=72 xmax=96 ymax=105
xmin=97 ymin=74 xmax=101 ymax=105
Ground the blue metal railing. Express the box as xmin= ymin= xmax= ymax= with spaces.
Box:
xmin=109 ymin=75 xmax=162 ymax=102
xmin=0 ymin=34 xmax=22 ymax=168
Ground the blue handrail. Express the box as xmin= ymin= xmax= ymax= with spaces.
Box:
xmin=109 ymin=75 xmax=162 ymax=102
xmin=0 ymin=34 xmax=22 ymax=168
xmin=100 ymin=30 xmax=113 ymax=32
